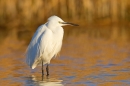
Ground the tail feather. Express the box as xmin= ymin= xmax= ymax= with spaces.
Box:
xmin=31 ymin=58 xmax=41 ymax=69
xmin=31 ymin=58 xmax=48 ymax=69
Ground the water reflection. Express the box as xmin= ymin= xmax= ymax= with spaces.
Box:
xmin=0 ymin=25 xmax=130 ymax=86
xmin=25 ymin=75 xmax=63 ymax=86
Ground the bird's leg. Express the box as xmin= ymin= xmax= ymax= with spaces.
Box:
xmin=46 ymin=64 xmax=49 ymax=76
xmin=42 ymin=60 xmax=44 ymax=76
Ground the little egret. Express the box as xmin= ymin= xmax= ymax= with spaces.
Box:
xmin=26 ymin=15 xmax=78 ymax=76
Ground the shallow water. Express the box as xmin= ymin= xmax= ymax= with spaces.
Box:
xmin=0 ymin=25 xmax=130 ymax=86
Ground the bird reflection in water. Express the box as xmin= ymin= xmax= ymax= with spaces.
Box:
xmin=25 ymin=75 xmax=64 ymax=86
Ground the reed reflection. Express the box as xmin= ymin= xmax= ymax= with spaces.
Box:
xmin=0 ymin=25 xmax=129 ymax=86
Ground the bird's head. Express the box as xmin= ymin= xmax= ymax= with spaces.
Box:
xmin=47 ymin=15 xmax=78 ymax=28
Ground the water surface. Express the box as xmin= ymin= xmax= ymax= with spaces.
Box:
xmin=0 ymin=25 xmax=130 ymax=86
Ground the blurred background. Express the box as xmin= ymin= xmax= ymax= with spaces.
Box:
xmin=0 ymin=0 xmax=130 ymax=44
xmin=0 ymin=0 xmax=130 ymax=86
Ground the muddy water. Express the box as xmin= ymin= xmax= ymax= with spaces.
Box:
xmin=0 ymin=25 xmax=130 ymax=86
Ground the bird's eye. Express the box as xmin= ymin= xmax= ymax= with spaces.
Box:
xmin=59 ymin=21 xmax=62 ymax=24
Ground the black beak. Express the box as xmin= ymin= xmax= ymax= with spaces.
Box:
xmin=61 ymin=22 xmax=79 ymax=26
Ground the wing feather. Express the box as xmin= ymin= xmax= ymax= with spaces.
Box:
xmin=26 ymin=24 xmax=51 ymax=69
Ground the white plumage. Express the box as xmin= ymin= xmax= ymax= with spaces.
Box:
xmin=26 ymin=15 xmax=78 ymax=75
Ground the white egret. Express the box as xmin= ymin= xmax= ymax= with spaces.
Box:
xmin=26 ymin=15 xmax=78 ymax=76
